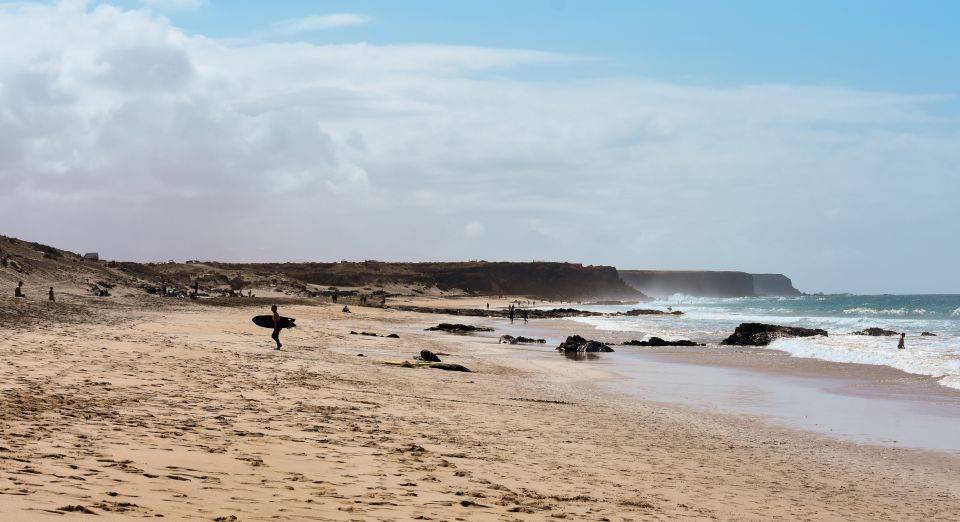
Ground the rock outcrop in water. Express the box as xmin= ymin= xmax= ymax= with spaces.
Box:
xmin=720 ymin=323 xmax=827 ymax=346
xmin=557 ymin=335 xmax=614 ymax=353
xmin=623 ymin=337 xmax=704 ymax=347
xmin=851 ymin=327 xmax=899 ymax=336
xmin=622 ymin=309 xmax=683 ymax=316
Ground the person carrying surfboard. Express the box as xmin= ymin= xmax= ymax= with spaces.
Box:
xmin=271 ymin=305 xmax=282 ymax=350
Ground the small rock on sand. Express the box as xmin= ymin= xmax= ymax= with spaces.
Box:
xmin=623 ymin=337 xmax=703 ymax=347
xmin=431 ymin=363 xmax=470 ymax=372
xmin=419 ymin=350 xmax=442 ymax=362
xmin=557 ymin=335 xmax=614 ymax=353
xmin=425 ymin=323 xmax=494 ymax=333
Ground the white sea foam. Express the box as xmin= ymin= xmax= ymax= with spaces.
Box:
xmin=843 ymin=307 xmax=907 ymax=315
xmin=573 ymin=295 xmax=960 ymax=389
xmin=769 ymin=336 xmax=960 ymax=390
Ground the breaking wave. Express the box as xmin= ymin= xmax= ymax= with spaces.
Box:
xmin=770 ymin=336 xmax=960 ymax=390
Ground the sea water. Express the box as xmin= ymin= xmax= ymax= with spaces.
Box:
xmin=569 ymin=294 xmax=960 ymax=390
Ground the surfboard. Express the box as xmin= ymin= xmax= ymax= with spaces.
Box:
xmin=251 ymin=315 xmax=296 ymax=329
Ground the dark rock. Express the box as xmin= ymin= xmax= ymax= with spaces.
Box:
xmin=851 ymin=327 xmax=899 ymax=336
xmin=721 ymin=323 xmax=827 ymax=346
xmin=360 ymin=332 xmax=378 ymax=337
xmin=557 ymin=335 xmax=614 ymax=353
xmin=419 ymin=350 xmax=442 ymax=362
xmin=59 ymin=505 xmax=97 ymax=514
xmin=390 ymin=305 xmax=605 ymax=319
xmin=623 ymin=337 xmax=704 ymax=347
xmin=425 ymin=323 xmax=494 ymax=333
xmin=431 ymin=363 xmax=471 ymax=372
xmin=921 ymin=331 xmax=937 ymax=336
xmin=341 ymin=306 xmax=351 ymax=313
xmin=621 ymin=309 xmax=683 ymax=316
xmin=499 ymin=335 xmax=547 ymax=344
xmin=386 ymin=333 xmax=400 ymax=338
xmin=357 ymin=353 xmax=365 ymax=357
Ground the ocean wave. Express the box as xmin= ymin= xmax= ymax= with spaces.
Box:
xmin=842 ymin=307 xmax=907 ymax=316
xmin=953 ymin=307 xmax=960 ymax=317
xmin=770 ymin=336 xmax=960 ymax=390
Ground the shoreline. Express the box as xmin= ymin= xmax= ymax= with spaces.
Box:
xmin=387 ymin=296 xmax=960 ymax=455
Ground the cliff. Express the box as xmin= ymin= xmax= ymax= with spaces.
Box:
xmin=618 ymin=270 xmax=755 ymax=298
xmin=618 ymin=270 xmax=802 ymax=298
xmin=1 ymin=234 xmax=645 ymax=300
xmin=205 ymin=261 xmax=647 ymax=300
xmin=751 ymin=273 xmax=802 ymax=296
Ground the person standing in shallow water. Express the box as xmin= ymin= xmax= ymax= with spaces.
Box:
xmin=898 ymin=333 xmax=906 ymax=350
xmin=271 ymin=304 xmax=282 ymax=350
xmin=49 ymin=287 xmax=55 ymax=302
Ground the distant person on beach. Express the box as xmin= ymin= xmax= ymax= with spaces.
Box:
xmin=486 ymin=303 xmax=489 ymax=310
xmin=49 ymin=287 xmax=55 ymax=302
xmin=14 ymin=281 xmax=24 ymax=298
xmin=508 ymin=304 xmax=515 ymax=323
xmin=522 ymin=309 xmax=529 ymax=324
xmin=271 ymin=305 xmax=282 ymax=350
xmin=898 ymin=333 xmax=906 ymax=350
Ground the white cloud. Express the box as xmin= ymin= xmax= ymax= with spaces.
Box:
xmin=272 ymin=13 xmax=370 ymax=35
xmin=0 ymin=1 xmax=957 ymax=292
xmin=465 ymin=222 xmax=486 ymax=238
xmin=141 ymin=0 xmax=203 ymax=11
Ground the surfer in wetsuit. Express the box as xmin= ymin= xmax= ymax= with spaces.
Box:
xmin=49 ymin=287 xmax=55 ymax=302
xmin=14 ymin=281 xmax=24 ymax=298
xmin=897 ymin=332 xmax=905 ymax=350
xmin=271 ymin=304 xmax=282 ymax=350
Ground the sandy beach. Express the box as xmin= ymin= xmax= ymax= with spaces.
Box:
xmin=4 ymin=1 xmax=959 ymax=519
xmin=2 ymin=293 xmax=960 ymax=520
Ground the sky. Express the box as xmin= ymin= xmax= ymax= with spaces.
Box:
xmin=0 ymin=0 xmax=958 ymax=294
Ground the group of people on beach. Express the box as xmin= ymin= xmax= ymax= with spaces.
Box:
xmin=12 ymin=281 xmax=55 ymax=302
xmin=507 ymin=304 xmax=528 ymax=324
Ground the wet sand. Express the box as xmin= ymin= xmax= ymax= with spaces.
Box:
xmin=2 ymin=295 xmax=960 ymax=519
